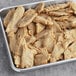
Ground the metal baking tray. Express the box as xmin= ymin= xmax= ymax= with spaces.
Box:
xmin=0 ymin=0 xmax=76 ymax=72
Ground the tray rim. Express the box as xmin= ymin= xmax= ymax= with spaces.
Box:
xmin=0 ymin=0 xmax=76 ymax=72
xmin=0 ymin=0 xmax=55 ymax=12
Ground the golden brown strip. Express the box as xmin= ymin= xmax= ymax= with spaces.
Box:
xmin=6 ymin=6 xmax=25 ymax=33
xmin=64 ymin=49 xmax=72 ymax=59
xmin=70 ymin=2 xmax=76 ymax=14
xmin=35 ymin=29 xmax=49 ymax=40
xmin=28 ymin=23 xmax=36 ymax=36
xmin=8 ymin=32 xmax=16 ymax=54
xmin=44 ymin=2 xmax=70 ymax=12
xmin=21 ymin=38 xmax=37 ymax=68
xmin=4 ymin=8 xmax=15 ymax=28
xmin=53 ymin=16 xmax=69 ymax=21
xmin=36 ymin=23 xmax=45 ymax=33
xmin=35 ymin=48 xmax=50 ymax=65
xmin=35 ymin=2 xmax=45 ymax=13
xmin=34 ymin=15 xmax=53 ymax=26
xmin=18 ymin=9 xmax=37 ymax=27
xmin=43 ymin=30 xmax=56 ymax=53
xmin=48 ymin=11 xmax=68 ymax=17
xmin=51 ymin=42 xmax=64 ymax=62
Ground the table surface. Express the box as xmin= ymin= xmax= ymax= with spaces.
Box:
xmin=0 ymin=0 xmax=76 ymax=76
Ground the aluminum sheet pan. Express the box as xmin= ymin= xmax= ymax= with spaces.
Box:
xmin=0 ymin=0 xmax=76 ymax=72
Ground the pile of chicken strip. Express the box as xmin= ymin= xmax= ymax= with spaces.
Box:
xmin=3 ymin=1 xmax=76 ymax=68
